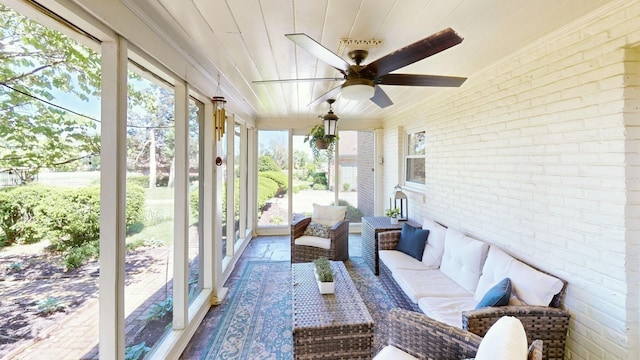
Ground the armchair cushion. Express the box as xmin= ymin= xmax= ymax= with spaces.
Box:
xmin=303 ymin=222 xmax=330 ymax=238
xmin=475 ymin=278 xmax=512 ymax=309
xmin=396 ymin=223 xmax=429 ymax=261
xmin=373 ymin=345 xmax=419 ymax=360
xmin=294 ymin=236 xmax=331 ymax=250
xmin=311 ymin=203 xmax=346 ymax=226
xmin=475 ymin=316 xmax=528 ymax=360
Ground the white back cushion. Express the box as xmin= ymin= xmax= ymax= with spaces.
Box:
xmin=311 ymin=203 xmax=346 ymax=226
xmin=476 ymin=246 xmax=564 ymax=306
xmin=475 ymin=316 xmax=528 ymax=360
xmin=421 ymin=218 xmax=446 ymax=268
xmin=439 ymin=228 xmax=489 ymax=294
xmin=474 ymin=246 xmax=514 ymax=301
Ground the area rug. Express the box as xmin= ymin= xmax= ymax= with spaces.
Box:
xmin=200 ymin=258 xmax=395 ymax=359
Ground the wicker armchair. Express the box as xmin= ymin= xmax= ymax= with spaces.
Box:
xmin=290 ymin=216 xmax=349 ymax=263
xmin=381 ymin=308 xmax=543 ymax=360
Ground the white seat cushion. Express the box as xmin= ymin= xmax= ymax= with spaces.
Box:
xmin=439 ymin=227 xmax=489 ymax=294
xmin=392 ymin=269 xmax=472 ymax=303
xmin=421 ymin=218 xmax=446 ymax=268
xmin=373 ymin=345 xmax=418 ymax=360
xmin=311 ymin=203 xmax=346 ymax=227
xmin=294 ymin=235 xmax=331 ymax=250
xmin=379 ymin=250 xmax=433 ymax=271
xmin=475 ymin=316 xmax=528 ymax=360
xmin=418 ymin=296 xmax=478 ymax=328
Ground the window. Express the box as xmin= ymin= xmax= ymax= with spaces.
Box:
xmin=405 ymin=130 xmax=426 ymax=185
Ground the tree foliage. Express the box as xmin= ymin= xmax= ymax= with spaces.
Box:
xmin=0 ymin=4 xmax=101 ymax=183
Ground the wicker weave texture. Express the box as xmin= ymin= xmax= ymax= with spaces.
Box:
xmin=387 ymin=309 xmax=543 ymax=360
xmin=361 ymin=217 xmax=406 ymax=274
xmin=292 ymin=261 xmax=373 ymax=359
xmin=290 ymin=217 xmax=349 ymax=263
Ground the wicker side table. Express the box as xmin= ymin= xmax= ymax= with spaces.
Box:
xmin=292 ymin=261 xmax=374 ymax=359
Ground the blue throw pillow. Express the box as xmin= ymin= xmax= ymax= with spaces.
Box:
xmin=396 ymin=223 xmax=430 ymax=261
xmin=476 ymin=278 xmax=512 ymax=309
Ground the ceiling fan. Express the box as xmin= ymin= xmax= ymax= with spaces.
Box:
xmin=253 ymin=28 xmax=467 ymax=108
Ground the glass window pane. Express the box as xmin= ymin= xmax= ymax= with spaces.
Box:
xmin=234 ymin=123 xmax=241 ymax=244
xmin=408 ymin=131 xmax=425 ymax=156
xmin=257 ymin=130 xmax=289 ymax=225
xmin=188 ymin=98 xmax=203 ymax=303
xmin=406 ymin=158 xmax=426 ymax=184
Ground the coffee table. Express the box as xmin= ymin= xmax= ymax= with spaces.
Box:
xmin=292 ymin=261 xmax=374 ymax=359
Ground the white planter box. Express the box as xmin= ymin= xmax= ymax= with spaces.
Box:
xmin=314 ymin=268 xmax=335 ymax=294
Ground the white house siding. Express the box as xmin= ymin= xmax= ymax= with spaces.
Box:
xmin=382 ymin=1 xmax=640 ymax=358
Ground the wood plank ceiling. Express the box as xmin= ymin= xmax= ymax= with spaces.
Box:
xmin=126 ymin=0 xmax=614 ymax=128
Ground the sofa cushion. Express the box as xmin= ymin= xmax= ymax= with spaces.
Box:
xmin=396 ymin=223 xmax=429 ymax=261
xmin=476 ymin=246 xmax=564 ymax=306
xmin=311 ymin=203 xmax=346 ymax=227
xmin=379 ymin=250 xmax=430 ymax=271
xmin=439 ymin=228 xmax=489 ymax=294
xmin=418 ymin=296 xmax=477 ymax=328
xmin=421 ymin=218 xmax=446 ymax=268
xmin=475 ymin=278 xmax=511 ymax=309
xmin=303 ymin=222 xmax=330 ymax=238
xmin=294 ymin=236 xmax=331 ymax=250
xmin=393 ymin=269 xmax=471 ymax=303
xmin=475 ymin=316 xmax=528 ymax=360
xmin=373 ymin=345 xmax=419 ymax=360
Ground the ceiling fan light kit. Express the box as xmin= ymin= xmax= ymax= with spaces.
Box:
xmin=341 ymin=78 xmax=375 ymax=100
xmin=255 ymin=28 xmax=467 ymax=108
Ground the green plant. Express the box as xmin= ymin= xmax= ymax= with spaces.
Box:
xmin=313 ymin=257 xmax=333 ymax=282
xmin=7 ymin=261 xmax=24 ymax=272
xmin=304 ymin=123 xmax=338 ymax=159
xmin=385 ymin=208 xmax=401 ymax=218
xmin=37 ymin=296 xmax=65 ymax=316
xmin=125 ymin=342 xmax=151 ymax=360
xmin=342 ymin=183 xmax=351 ymax=192
xmin=144 ymin=297 xmax=173 ymax=320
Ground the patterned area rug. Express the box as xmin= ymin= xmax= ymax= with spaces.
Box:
xmin=200 ymin=258 xmax=395 ymax=359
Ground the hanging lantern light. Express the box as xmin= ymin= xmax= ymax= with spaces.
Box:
xmin=212 ymin=95 xmax=226 ymax=142
xmin=323 ymin=99 xmax=338 ymax=137
xmin=391 ymin=184 xmax=408 ymax=221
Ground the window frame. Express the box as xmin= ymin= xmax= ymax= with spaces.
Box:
xmin=403 ymin=127 xmax=426 ymax=189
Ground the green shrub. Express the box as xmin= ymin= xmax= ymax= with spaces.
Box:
xmin=0 ymin=185 xmax=54 ymax=246
xmin=334 ymin=199 xmax=364 ymax=223
xmin=259 ymin=171 xmax=288 ymax=195
xmin=257 ymin=176 xmax=279 ymax=211
xmin=37 ymin=296 xmax=65 ymax=316
xmin=342 ymin=183 xmax=351 ymax=192
xmin=64 ymin=241 xmax=99 ymax=270
xmin=311 ymin=172 xmax=327 ymax=186
xmin=312 ymin=183 xmax=327 ymax=190
xmin=125 ymin=342 xmax=151 ymax=360
xmin=258 ymin=155 xmax=281 ymax=172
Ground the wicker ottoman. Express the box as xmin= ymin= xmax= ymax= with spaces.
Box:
xmin=292 ymin=261 xmax=374 ymax=359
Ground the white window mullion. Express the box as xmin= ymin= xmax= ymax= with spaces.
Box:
xmin=99 ymin=36 xmax=128 ymax=360
xmin=172 ymin=80 xmax=189 ymax=329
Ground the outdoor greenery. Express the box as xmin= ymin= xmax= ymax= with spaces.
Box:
xmin=385 ymin=208 xmax=401 ymax=218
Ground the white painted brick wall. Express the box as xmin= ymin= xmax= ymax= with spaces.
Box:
xmin=382 ymin=1 xmax=640 ymax=358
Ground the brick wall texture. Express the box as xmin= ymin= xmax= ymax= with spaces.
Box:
xmin=381 ymin=1 xmax=640 ymax=358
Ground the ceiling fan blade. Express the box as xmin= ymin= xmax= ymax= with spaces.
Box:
xmin=366 ymin=28 xmax=463 ymax=76
xmin=286 ymin=33 xmax=351 ymax=73
xmin=307 ymin=85 xmax=342 ymax=107
xmin=377 ymin=74 xmax=467 ymax=87
xmin=253 ymin=77 xmax=344 ymax=84
xmin=370 ymin=86 xmax=393 ymax=108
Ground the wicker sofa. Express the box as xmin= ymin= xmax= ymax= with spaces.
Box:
xmin=375 ymin=308 xmax=543 ymax=360
xmin=377 ymin=219 xmax=570 ymax=360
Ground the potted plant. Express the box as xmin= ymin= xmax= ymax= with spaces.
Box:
xmin=304 ymin=123 xmax=337 ymax=159
xmin=385 ymin=208 xmax=401 ymax=224
xmin=313 ymin=257 xmax=335 ymax=294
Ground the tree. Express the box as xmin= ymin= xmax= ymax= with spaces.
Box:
xmin=0 ymin=4 xmax=101 ymax=183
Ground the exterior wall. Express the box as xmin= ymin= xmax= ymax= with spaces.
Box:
xmin=381 ymin=1 xmax=640 ymax=358
xmin=357 ymin=131 xmax=375 ymax=217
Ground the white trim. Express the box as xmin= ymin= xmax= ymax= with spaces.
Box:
xmin=172 ymin=80 xmax=189 ymax=330
xmin=99 ymin=37 xmax=128 ymax=360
